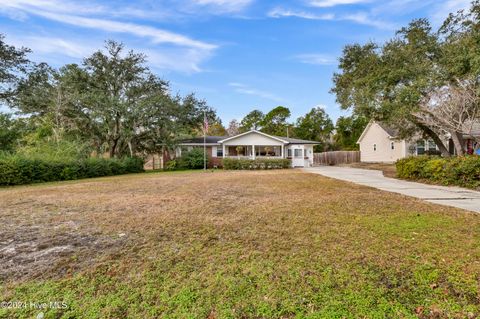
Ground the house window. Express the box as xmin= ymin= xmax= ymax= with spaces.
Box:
xmin=391 ymin=142 xmax=395 ymax=150
xmin=287 ymin=149 xmax=292 ymax=157
xmin=373 ymin=144 xmax=377 ymax=151
xmin=294 ymin=149 xmax=302 ymax=158
xmin=427 ymin=140 xmax=437 ymax=151
xmin=256 ymin=146 xmax=280 ymax=157
xmin=216 ymin=147 xmax=223 ymax=157
xmin=180 ymin=146 xmax=190 ymax=156
xmin=416 ymin=140 xmax=425 ymax=155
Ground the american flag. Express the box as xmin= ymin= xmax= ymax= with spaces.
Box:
xmin=203 ymin=114 xmax=209 ymax=134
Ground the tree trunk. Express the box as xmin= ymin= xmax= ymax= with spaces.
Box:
xmin=450 ymin=131 xmax=465 ymax=156
xmin=416 ymin=123 xmax=451 ymax=157
xmin=109 ymin=138 xmax=119 ymax=158
xmin=128 ymin=141 xmax=133 ymax=157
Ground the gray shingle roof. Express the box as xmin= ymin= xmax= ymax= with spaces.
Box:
xmin=271 ymin=135 xmax=320 ymax=144
xmin=179 ymin=136 xmax=227 ymax=144
xmin=376 ymin=121 xmax=399 ymax=137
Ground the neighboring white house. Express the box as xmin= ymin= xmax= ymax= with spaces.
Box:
xmin=357 ymin=120 xmax=480 ymax=163
xmin=175 ymin=130 xmax=319 ymax=168
xmin=357 ymin=121 xmax=443 ymax=163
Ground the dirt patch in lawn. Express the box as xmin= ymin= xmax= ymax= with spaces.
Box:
xmin=0 ymin=221 xmax=128 ymax=282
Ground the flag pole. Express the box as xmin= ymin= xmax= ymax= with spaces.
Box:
xmin=203 ymin=111 xmax=207 ymax=171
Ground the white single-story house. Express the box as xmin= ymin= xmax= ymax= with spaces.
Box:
xmin=175 ymin=130 xmax=319 ymax=168
xmin=357 ymin=120 xmax=480 ymax=163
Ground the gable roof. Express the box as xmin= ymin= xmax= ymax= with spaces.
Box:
xmin=217 ymin=130 xmax=289 ymax=143
xmin=376 ymin=122 xmax=399 ymax=138
xmin=357 ymin=120 xmax=399 ymax=144
xmin=179 ymin=130 xmax=320 ymax=145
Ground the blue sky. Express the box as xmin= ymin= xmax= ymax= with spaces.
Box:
xmin=0 ymin=0 xmax=472 ymax=124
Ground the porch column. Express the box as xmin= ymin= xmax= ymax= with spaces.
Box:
xmin=222 ymin=144 xmax=226 ymax=158
xmin=252 ymin=145 xmax=256 ymax=160
xmin=281 ymin=145 xmax=285 ymax=158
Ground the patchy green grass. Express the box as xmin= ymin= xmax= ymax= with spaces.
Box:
xmin=1 ymin=170 xmax=479 ymax=318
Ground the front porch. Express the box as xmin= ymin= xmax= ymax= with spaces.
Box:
xmin=222 ymin=145 xmax=284 ymax=159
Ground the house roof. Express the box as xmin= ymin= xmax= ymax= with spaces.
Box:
xmin=217 ymin=130 xmax=289 ymax=143
xmin=180 ymin=130 xmax=320 ymax=145
xmin=271 ymin=135 xmax=320 ymax=144
xmin=357 ymin=120 xmax=399 ymax=144
xmin=376 ymin=122 xmax=399 ymax=138
xmin=179 ymin=136 xmax=227 ymax=144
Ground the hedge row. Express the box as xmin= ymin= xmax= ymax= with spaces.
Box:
xmin=223 ymin=158 xmax=291 ymax=170
xmin=0 ymin=156 xmax=144 ymax=186
xmin=396 ymin=155 xmax=480 ymax=189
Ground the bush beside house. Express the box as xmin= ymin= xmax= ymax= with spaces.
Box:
xmin=0 ymin=156 xmax=144 ymax=186
xmin=396 ymin=156 xmax=480 ymax=189
xmin=165 ymin=148 xmax=209 ymax=170
xmin=179 ymin=148 xmax=209 ymax=169
xmin=223 ymin=158 xmax=290 ymax=170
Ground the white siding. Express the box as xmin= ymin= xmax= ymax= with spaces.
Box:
xmin=304 ymin=145 xmax=314 ymax=167
xmin=359 ymin=123 xmax=405 ymax=163
xmin=222 ymin=132 xmax=284 ymax=146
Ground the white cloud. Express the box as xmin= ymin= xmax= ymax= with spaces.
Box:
xmin=14 ymin=36 xmax=96 ymax=58
xmin=268 ymin=8 xmax=334 ymax=20
xmin=294 ymin=54 xmax=337 ymax=65
xmin=0 ymin=0 xmax=218 ymax=73
xmin=7 ymin=35 xmax=211 ymax=73
xmin=0 ymin=0 xmax=216 ymax=49
xmin=145 ymin=48 xmax=213 ymax=73
xmin=229 ymin=83 xmax=284 ymax=102
xmin=268 ymin=7 xmax=392 ymax=30
xmin=2 ymin=0 xmax=106 ymax=15
xmin=308 ymin=0 xmax=370 ymax=7
xmin=341 ymin=12 xmax=394 ymax=30
xmin=189 ymin=0 xmax=254 ymax=13
xmin=35 ymin=11 xmax=216 ymax=50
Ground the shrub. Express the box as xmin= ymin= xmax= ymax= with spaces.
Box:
xmin=165 ymin=160 xmax=178 ymax=171
xmin=223 ymin=158 xmax=291 ymax=170
xmin=0 ymin=155 xmax=144 ymax=186
xmin=396 ymin=155 xmax=480 ymax=189
xmin=178 ymin=148 xmax=208 ymax=169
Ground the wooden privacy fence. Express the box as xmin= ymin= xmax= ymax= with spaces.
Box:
xmin=144 ymin=153 xmax=163 ymax=170
xmin=313 ymin=151 xmax=360 ymax=166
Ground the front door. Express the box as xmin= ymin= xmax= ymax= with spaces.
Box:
xmin=292 ymin=147 xmax=304 ymax=167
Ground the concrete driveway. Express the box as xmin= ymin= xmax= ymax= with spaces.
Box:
xmin=303 ymin=166 xmax=480 ymax=213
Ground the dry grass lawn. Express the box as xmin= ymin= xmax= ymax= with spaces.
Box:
xmin=1 ymin=170 xmax=480 ymax=318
